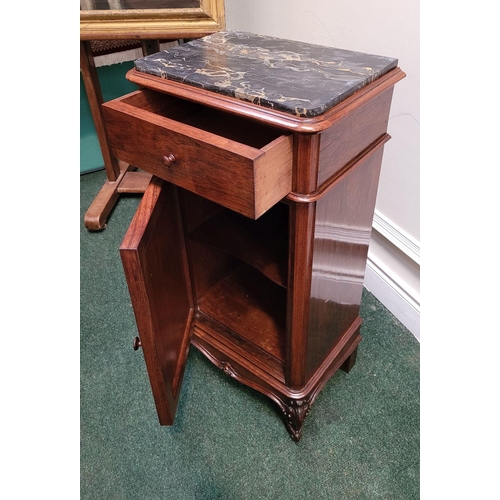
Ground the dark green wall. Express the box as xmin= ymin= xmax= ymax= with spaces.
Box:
xmin=80 ymin=61 xmax=138 ymax=174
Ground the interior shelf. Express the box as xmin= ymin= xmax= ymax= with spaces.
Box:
xmin=189 ymin=202 xmax=289 ymax=288
xmin=197 ymin=264 xmax=287 ymax=364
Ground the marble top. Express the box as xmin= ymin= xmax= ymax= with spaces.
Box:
xmin=134 ymin=30 xmax=398 ymax=118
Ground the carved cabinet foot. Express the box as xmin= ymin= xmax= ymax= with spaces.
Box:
xmin=279 ymin=397 xmax=313 ymax=442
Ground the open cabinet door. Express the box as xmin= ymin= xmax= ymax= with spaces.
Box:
xmin=120 ymin=177 xmax=194 ymax=425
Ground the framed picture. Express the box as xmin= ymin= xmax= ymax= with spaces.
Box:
xmin=80 ymin=0 xmax=225 ymax=40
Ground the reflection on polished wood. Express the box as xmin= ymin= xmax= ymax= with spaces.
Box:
xmin=306 ymin=146 xmax=386 ymax=378
xmin=112 ymin=54 xmax=405 ymax=440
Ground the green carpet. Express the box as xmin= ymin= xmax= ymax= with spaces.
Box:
xmin=80 ymin=169 xmax=420 ymax=499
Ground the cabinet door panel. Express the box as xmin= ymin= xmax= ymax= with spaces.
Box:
xmin=120 ymin=177 xmax=193 ymax=425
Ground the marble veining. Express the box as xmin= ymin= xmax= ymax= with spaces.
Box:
xmin=134 ymin=30 xmax=398 ymax=117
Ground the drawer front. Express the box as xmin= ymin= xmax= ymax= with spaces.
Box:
xmin=103 ymin=91 xmax=293 ymax=219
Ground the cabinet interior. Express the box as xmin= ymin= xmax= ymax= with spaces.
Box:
xmin=181 ymin=190 xmax=290 ymax=377
xmin=124 ymin=89 xmax=285 ymax=150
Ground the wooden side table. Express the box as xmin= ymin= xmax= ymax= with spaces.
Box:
xmin=102 ymin=31 xmax=405 ymax=440
xmin=80 ymin=40 xmax=163 ymax=230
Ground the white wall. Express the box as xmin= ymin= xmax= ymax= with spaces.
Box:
xmin=225 ymin=0 xmax=420 ymax=339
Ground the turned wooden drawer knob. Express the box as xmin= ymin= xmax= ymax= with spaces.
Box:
xmin=133 ymin=336 xmax=142 ymax=351
xmin=161 ymin=153 xmax=176 ymax=167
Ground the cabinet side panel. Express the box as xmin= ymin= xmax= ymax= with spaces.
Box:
xmin=305 ymin=147 xmax=386 ymax=379
xmin=318 ymin=87 xmax=393 ymax=185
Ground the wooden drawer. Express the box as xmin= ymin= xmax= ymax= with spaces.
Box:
xmin=103 ymin=89 xmax=293 ymax=219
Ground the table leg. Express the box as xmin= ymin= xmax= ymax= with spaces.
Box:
xmin=80 ymin=40 xmax=155 ymax=230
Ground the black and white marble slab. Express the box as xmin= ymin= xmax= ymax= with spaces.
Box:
xmin=134 ymin=30 xmax=398 ymax=118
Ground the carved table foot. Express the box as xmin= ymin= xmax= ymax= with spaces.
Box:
xmin=84 ymin=162 xmax=152 ymax=231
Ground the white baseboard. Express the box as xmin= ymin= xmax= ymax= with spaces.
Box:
xmin=364 ymin=212 xmax=420 ymax=341
xmin=364 ymin=258 xmax=420 ymax=341
xmin=372 ymin=212 xmax=420 ymax=265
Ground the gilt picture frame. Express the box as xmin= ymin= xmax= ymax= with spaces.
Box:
xmin=80 ymin=0 xmax=225 ymax=40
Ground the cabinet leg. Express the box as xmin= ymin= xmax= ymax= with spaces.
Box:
xmin=280 ymin=397 xmax=313 ymax=442
xmin=340 ymin=346 xmax=358 ymax=374
xmin=281 ymin=350 xmax=359 ymax=441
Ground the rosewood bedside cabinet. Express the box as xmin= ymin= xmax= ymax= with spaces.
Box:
xmin=102 ymin=31 xmax=405 ymax=441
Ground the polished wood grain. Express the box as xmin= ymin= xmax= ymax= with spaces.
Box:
xmin=284 ymin=133 xmax=320 ymax=389
xmin=103 ymin=89 xmax=293 ymax=219
xmin=317 ymin=88 xmax=394 ymax=184
xmin=287 ymin=134 xmax=390 ymax=203
xmin=305 ymin=145 xmax=386 ymax=378
xmin=285 ymin=201 xmax=315 ymax=389
xmin=114 ymin=64 xmax=405 ymax=440
xmin=120 ymin=178 xmax=193 ymax=424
